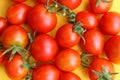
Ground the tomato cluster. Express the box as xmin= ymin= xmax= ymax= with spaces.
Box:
xmin=0 ymin=0 xmax=120 ymax=80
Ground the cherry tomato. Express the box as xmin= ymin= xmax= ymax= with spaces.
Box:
xmin=0 ymin=50 xmax=4 ymax=64
xmin=4 ymin=54 xmax=27 ymax=80
xmin=89 ymin=0 xmax=113 ymax=14
xmin=1 ymin=25 xmax=29 ymax=49
xmin=88 ymin=58 xmax=114 ymax=80
xmin=105 ymin=35 xmax=120 ymax=64
xmin=30 ymin=34 xmax=58 ymax=62
xmin=80 ymin=29 xmax=105 ymax=55
xmin=55 ymin=49 xmax=81 ymax=71
xmin=99 ymin=12 xmax=120 ymax=35
xmin=11 ymin=0 xmax=27 ymax=2
xmin=57 ymin=0 xmax=82 ymax=10
xmin=6 ymin=3 xmax=30 ymax=24
xmin=32 ymin=64 xmax=60 ymax=80
xmin=76 ymin=11 xmax=98 ymax=29
xmin=56 ymin=23 xmax=80 ymax=48
xmin=27 ymin=4 xmax=57 ymax=33
xmin=36 ymin=0 xmax=53 ymax=4
xmin=60 ymin=72 xmax=81 ymax=80
xmin=0 ymin=17 xmax=7 ymax=34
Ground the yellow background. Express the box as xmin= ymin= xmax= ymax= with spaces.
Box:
xmin=0 ymin=0 xmax=120 ymax=80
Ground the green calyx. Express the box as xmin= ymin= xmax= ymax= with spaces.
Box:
xmin=92 ymin=66 xmax=118 ymax=80
xmin=96 ymin=0 xmax=113 ymax=7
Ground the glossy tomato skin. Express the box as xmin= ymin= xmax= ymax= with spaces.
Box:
xmin=105 ymin=35 xmax=120 ymax=64
xmin=6 ymin=3 xmax=30 ymax=24
xmin=55 ymin=49 xmax=81 ymax=71
xmin=36 ymin=0 xmax=53 ymax=4
xmin=30 ymin=34 xmax=58 ymax=62
xmin=1 ymin=25 xmax=29 ymax=49
xmin=80 ymin=29 xmax=105 ymax=55
xmin=0 ymin=50 xmax=4 ymax=64
xmin=32 ymin=64 xmax=61 ymax=80
xmin=99 ymin=12 xmax=120 ymax=35
xmin=56 ymin=23 xmax=80 ymax=48
xmin=0 ymin=17 xmax=7 ymax=34
xmin=76 ymin=11 xmax=98 ymax=29
xmin=88 ymin=58 xmax=114 ymax=80
xmin=60 ymin=72 xmax=81 ymax=80
xmin=4 ymin=54 xmax=27 ymax=80
xmin=89 ymin=0 xmax=113 ymax=14
xmin=27 ymin=4 xmax=57 ymax=33
xmin=57 ymin=0 xmax=82 ymax=10
xmin=11 ymin=0 xmax=27 ymax=2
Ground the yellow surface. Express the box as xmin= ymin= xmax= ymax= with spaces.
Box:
xmin=0 ymin=0 xmax=120 ymax=80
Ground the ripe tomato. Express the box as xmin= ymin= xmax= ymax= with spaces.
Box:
xmin=4 ymin=54 xmax=27 ymax=80
xmin=56 ymin=23 xmax=80 ymax=48
xmin=0 ymin=50 xmax=4 ymax=64
xmin=55 ymin=49 xmax=81 ymax=71
xmin=80 ymin=29 xmax=105 ymax=55
xmin=32 ymin=64 xmax=60 ymax=80
xmin=76 ymin=11 xmax=98 ymax=29
xmin=6 ymin=3 xmax=30 ymax=24
xmin=89 ymin=0 xmax=113 ymax=14
xmin=1 ymin=25 xmax=29 ymax=49
xmin=57 ymin=0 xmax=82 ymax=10
xmin=99 ymin=12 xmax=120 ymax=35
xmin=30 ymin=34 xmax=58 ymax=62
xmin=60 ymin=72 xmax=81 ymax=80
xmin=0 ymin=17 xmax=7 ymax=34
xmin=27 ymin=4 xmax=57 ymax=33
xmin=88 ymin=58 xmax=114 ymax=80
xmin=36 ymin=0 xmax=53 ymax=4
xmin=11 ymin=0 xmax=27 ymax=2
xmin=105 ymin=35 xmax=120 ymax=64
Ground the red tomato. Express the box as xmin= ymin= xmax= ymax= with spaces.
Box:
xmin=56 ymin=23 xmax=80 ymax=48
xmin=11 ymin=0 xmax=27 ymax=2
xmin=105 ymin=35 xmax=120 ymax=64
xmin=27 ymin=4 xmax=57 ymax=33
xmin=99 ymin=12 xmax=120 ymax=35
xmin=89 ymin=0 xmax=113 ymax=14
xmin=57 ymin=0 xmax=82 ymax=10
xmin=60 ymin=72 xmax=81 ymax=80
xmin=1 ymin=25 xmax=29 ymax=49
xmin=36 ymin=0 xmax=53 ymax=4
xmin=32 ymin=64 xmax=60 ymax=80
xmin=0 ymin=50 xmax=4 ymax=64
xmin=4 ymin=54 xmax=27 ymax=80
xmin=55 ymin=49 xmax=81 ymax=71
xmin=30 ymin=34 xmax=58 ymax=62
xmin=80 ymin=29 xmax=105 ymax=55
xmin=0 ymin=17 xmax=7 ymax=34
xmin=76 ymin=11 xmax=98 ymax=29
xmin=88 ymin=58 xmax=114 ymax=80
xmin=6 ymin=3 xmax=30 ymax=24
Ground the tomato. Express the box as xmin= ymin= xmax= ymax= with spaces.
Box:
xmin=1 ymin=25 xmax=29 ymax=49
xmin=27 ymin=4 xmax=57 ymax=33
xmin=56 ymin=23 xmax=80 ymax=48
xmin=60 ymin=72 xmax=81 ymax=80
xmin=0 ymin=17 xmax=7 ymax=34
xmin=105 ymin=35 xmax=120 ymax=64
xmin=88 ymin=58 xmax=115 ymax=80
xmin=11 ymin=0 xmax=27 ymax=2
xmin=76 ymin=11 xmax=98 ymax=29
xmin=30 ymin=34 xmax=58 ymax=62
xmin=4 ymin=54 xmax=27 ymax=80
xmin=89 ymin=0 xmax=113 ymax=14
xmin=99 ymin=12 xmax=120 ymax=35
xmin=55 ymin=49 xmax=81 ymax=71
xmin=80 ymin=29 xmax=105 ymax=55
xmin=6 ymin=3 xmax=30 ymax=24
xmin=0 ymin=50 xmax=4 ymax=64
xmin=32 ymin=64 xmax=60 ymax=80
xmin=36 ymin=0 xmax=53 ymax=4
xmin=57 ymin=0 xmax=82 ymax=10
